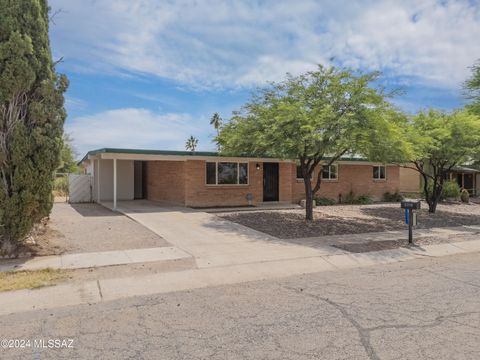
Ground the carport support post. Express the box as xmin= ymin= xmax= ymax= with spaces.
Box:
xmin=113 ymin=158 xmax=117 ymax=211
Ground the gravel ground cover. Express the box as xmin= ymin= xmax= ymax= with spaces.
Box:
xmin=218 ymin=202 xmax=480 ymax=239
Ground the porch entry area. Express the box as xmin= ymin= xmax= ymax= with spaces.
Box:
xmin=446 ymin=167 xmax=480 ymax=196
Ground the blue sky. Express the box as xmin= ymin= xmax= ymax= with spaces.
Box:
xmin=49 ymin=0 xmax=480 ymax=157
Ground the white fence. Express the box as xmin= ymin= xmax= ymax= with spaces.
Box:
xmin=68 ymin=174 xmax=93 ymax=203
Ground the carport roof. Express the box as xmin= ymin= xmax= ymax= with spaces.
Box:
xmin=79 ymin=147 xmax=372 ymax=164
xmin=80 ymin=148 xmax=220 ymax=163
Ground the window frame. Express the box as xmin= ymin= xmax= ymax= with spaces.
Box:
xmin=372 ymin=165 xmax=386 ymax=181
xmin=321 ymin=164 xmax=338 ymax=181
xmin=205 ymin=161 xmax=249 ymax=186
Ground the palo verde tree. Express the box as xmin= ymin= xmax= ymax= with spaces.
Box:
xmin=464 ymin=60 xmax=480 ymax=116
xmin=216 ymin=65 xmax=406 ymax=220
xmin=403 ymin=109 xmax=480 ymax=213
xmin=0 ymin=0 xmax=68 ymax=254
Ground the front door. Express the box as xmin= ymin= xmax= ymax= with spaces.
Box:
xmin=263 ymin=163 xmax=279 ymax=201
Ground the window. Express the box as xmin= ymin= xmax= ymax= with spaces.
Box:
xmin=373 ymin=165 xmax=386 ymax=180
xmin=206 ymin=162 xmax=216 ymax=184
xmin=296 ymin=165 xmax=313 ymax=180
xmin=296 ymin=165 xmax=303 ymax=179
xmin=321 ymin=165 xmax=337 ymax=180
xmin=206 ymin=162 xmax=249 ymax=185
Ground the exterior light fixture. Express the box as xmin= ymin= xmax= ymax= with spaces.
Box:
xmin=256 ymin=163 xmax=261 ymax=170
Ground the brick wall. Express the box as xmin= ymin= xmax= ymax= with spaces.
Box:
xmin=292 ymin=163 xmax=401 ymax=203
xmin=184 ymin=160 xmax=264 ymax=207
xmin=399 ymin=166 xmax=421 ymax=193
xmin=144 ymin=159 xmax=402 ymax=207
xmin=279 ymin=162 xmax=293 ymax=202
xmin=144 ymin=161 xmax=186 ymax=205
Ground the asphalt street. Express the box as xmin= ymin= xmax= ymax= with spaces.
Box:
xmin=1 ymin=253 xmax=479 ymax=360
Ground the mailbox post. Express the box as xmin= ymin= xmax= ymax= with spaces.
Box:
xmin=401 ymin=200 xmax=421 ymax=244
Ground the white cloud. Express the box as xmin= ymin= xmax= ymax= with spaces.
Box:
xmin=50 ymin=0 xmax=480 ymax=89
xmin=66 ymin=108 xmax=205 ymax=156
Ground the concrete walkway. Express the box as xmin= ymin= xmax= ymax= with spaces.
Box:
xmin=104 ymin=200 xmax=346 ymax=268
xmin=0 ymin=247 xmax=191 ymax=272
xmin=1 ymin=238 xmax=480 ymax=316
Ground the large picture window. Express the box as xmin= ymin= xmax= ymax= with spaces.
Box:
xmin=373 ymin=165 xmax=386 ymax=180
xmin=206 ymin=162 xmax=249 ymax=185
xmin=321 ymin=165 xmax=337 ymax=180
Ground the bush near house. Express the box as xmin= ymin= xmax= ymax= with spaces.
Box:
xmin=461 ymin=189 xmax=470 ymax=203
xmin=442 ymin=181 xmax=461 ymax=200
xmin=383 ymin=191 xmax=404 ymax=202
xmin=424 ymin=180 xmax=461 ymax=201
xmin=314 ymin=197 xmax=336 ymax=206
xmin=344 ymin=191 xmax=373 ymax=205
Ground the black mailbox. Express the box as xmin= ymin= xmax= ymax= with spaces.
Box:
xmin=401 ymin=200 xmax=421 ymax=210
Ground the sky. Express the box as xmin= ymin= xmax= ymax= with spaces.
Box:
xmin=48 ymin=0 xmax=480 ymax=157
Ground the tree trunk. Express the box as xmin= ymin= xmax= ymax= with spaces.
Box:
xmin=0 ymin=237 xmax=17 ymax=257
xmin=428 ymin=201 xmax=437 ymax=213
xmin=304 ymin=176 xmax=314 ymax=221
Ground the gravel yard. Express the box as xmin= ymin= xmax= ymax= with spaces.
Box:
xmin=218 ymin=202 xmax=480 ymax=239
xmin=30 ymin=203 xmax=170 ymax=255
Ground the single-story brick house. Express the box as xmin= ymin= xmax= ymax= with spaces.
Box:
xmin=80 ymin=148 xmax=420 ymax=209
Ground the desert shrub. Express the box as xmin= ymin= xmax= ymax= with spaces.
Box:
xmin=54 ymin=177 xmax=69 ymax=196
xmin=314 ymin=197 xmax=336 ymax=206
xmin=383 ymin=191 xmax=404 ymax=202
xmin=355 ymin=195 xmax=373 ymax=204
xmin=442 ymin=180 xmax=461 ymax=199
xmin=461 ymin=189 xmax=470 ymax=203
xmin=424 ymin=180 xmax=461 ymax=201
xmin=343 ymin=191 xmax=373 ymax=205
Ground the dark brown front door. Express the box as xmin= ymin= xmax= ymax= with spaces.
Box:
xmin=263 ymin=163 xmax=279 ymax=201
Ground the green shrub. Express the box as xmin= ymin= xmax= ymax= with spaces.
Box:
xmin=314 ymin=197 xmax=336 ymax=206
xmin=442 ymin=180 xmax=461 ymax=199
xmin=343 ymin=191 xmax=373 ymax=205
xmin=383 ymin=191 xmax=404 ymax=202
xmin=424 ymin=180 xmax=461 ymax=201
xmin=355 ymin=195 xmax=373 ymax=204
xmin=461 ymin=189 xmax=470 ymax=203
xmin=54 ymin=177 xmax=69 ymax=196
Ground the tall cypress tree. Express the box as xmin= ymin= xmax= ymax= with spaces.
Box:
xmin=0 ymin=0 xmax=68 ymax=254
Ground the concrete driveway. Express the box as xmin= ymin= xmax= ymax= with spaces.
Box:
xmin=105 ymin=200 xmax=341 ymax=268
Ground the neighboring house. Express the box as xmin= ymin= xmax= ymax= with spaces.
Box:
xmin=80 ymin=148 xmax=414 ymax=209
xmin=445 ymin=166 xmax=480 ymax=195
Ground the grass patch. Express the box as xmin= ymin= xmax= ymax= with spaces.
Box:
xmin=0 ymin=268 xmax=68 ymax=292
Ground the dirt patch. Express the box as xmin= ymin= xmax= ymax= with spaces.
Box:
xmin=218 ymin=202 xmax=480 ymax=239
xmin=24 ymin=219 xmax=67 ymax=256
xmin=19 ymin=203 xmax=171 ymax=256
xmin=332 ymin=233 xmax=476 ymax=253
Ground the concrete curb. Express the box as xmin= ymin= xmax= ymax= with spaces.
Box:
xmin=0 ymin=247 xmax=192 ymax=272
xmin=0 ymin=239 xmax=479 ymax=316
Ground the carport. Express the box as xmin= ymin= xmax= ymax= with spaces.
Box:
xmin=81 ymin=148 xmax=202 ymax=210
